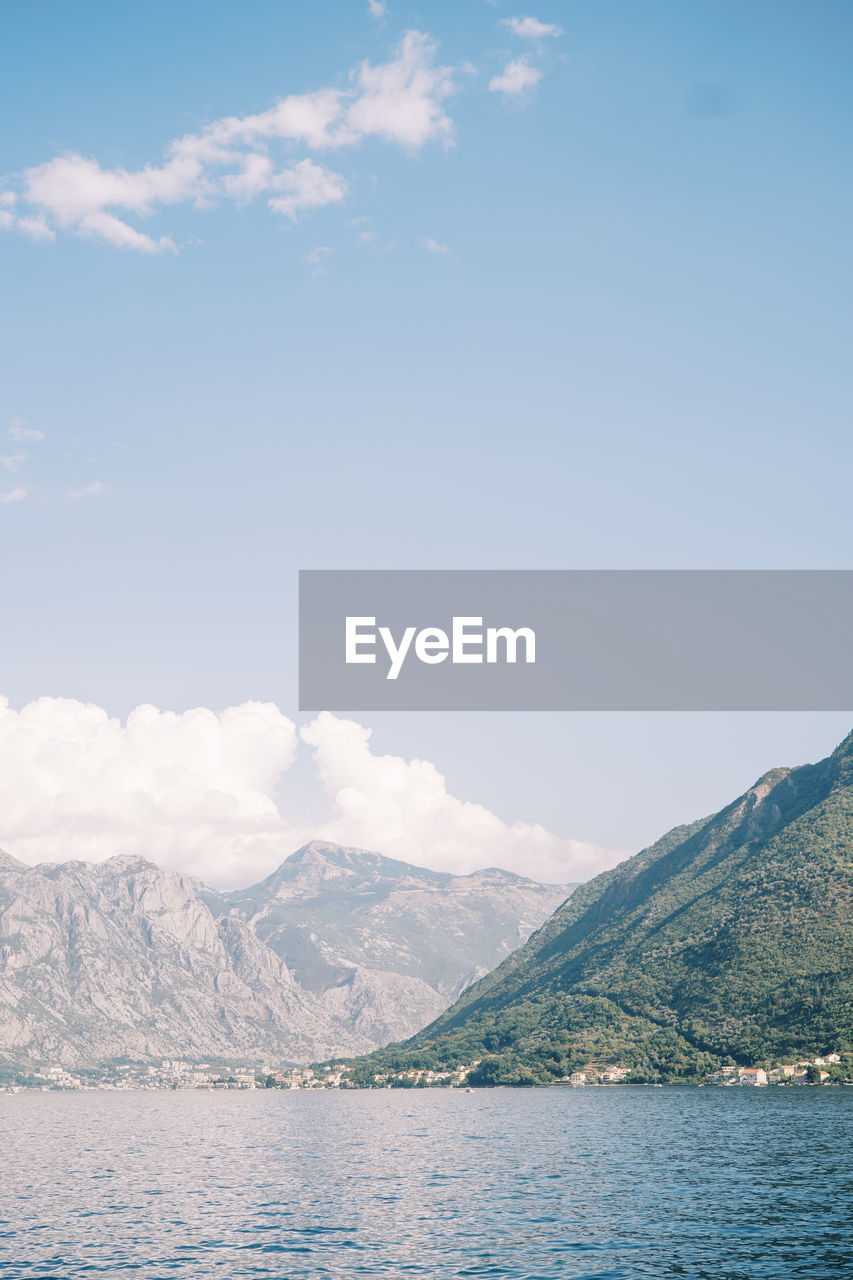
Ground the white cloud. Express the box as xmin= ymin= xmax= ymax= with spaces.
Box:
xmin=301 ymin=712 xmax=621 ymax=883
xmin=0 ymin=699 xmax=623 ymax=888
xmin=78 ymin=211 xmax=174 ymax=254
xmin=367 ymin=0 xmax=387 ymax=20
xmin=267 ymin=159 xmax=347 ymax=219
xmin=489 ymin=58 xmax=543 ymax=97
xmin=16 ymin=214 xmax=56 ymax=242
xmin=67 ymin=480 xmax=107 ymax=500
xmin=0 ymin=488 xmax=27 ymax=504
xmin=5 ymin=32 xmax=456 ymax=251
xmin=0 ymin=697 xmax=300 ymax=885
xmin=1 ymin=453 xmax=26 ymax=472
xmin=421 ymin=236 xmax=448 ymax=254
xmin=501 ymin=16 xmax=563 ymax=40
xmin=221 ymin=152 xmax=274 ymax=202
xmin=9 ymin=419 xmax=45 ymax=442
xmin=304 ymin=245 xmax=334 ymax=275
xmin=346 ymin=31 xmax=455 ymax=149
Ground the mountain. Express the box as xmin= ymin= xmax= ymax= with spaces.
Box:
xmin=219 ymin=842 xmax=568 ymax=1035
xmin=0 ymin=843 xmax=570 ymax=1068
xmin=356 ymin=732 xmax=853 ymax=1084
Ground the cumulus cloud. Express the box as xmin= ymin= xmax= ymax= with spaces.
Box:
xmin=0 ymin=697 xmax=300 ymax=885
xmin=2 ymin=32 xmax=456 ymax=251
xmin=489 ymin=57 xmax=543 ymax=98
xmin=421 ymin=236 xmax=448 ymax=254
xmin=1 ymin=453 xmax=26 ymax=472
xmin=0 ymin=699 xmax=623 ymax=887
xmin=301 ymin=712 xmax=620 ymax=883
xmin=367 ymin=0 xmax=387 ymax=20
xmin=346 ymin=31 xmax=455 ymax=149
xmin=501 ymin=16 xmax=563 ymax=40
xmin=267 ymin=158 xmax=347 ymax=219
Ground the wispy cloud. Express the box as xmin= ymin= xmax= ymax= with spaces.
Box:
xmin=0 ymin=32 xmax=456 ymax=252
xmin=367 ymin=0 xmax=387 ymax=21
xmin=5 ymin=418 xmax=110 ymax=503
xmin=501 ymin=16 xmax=563 ymax=40
xmin=489 ymin=57 xmax=543 ymax=98
xmin=17 ymin=214 xmax=56 ymax=242
xmin=9 ymin=418 xmax=45 ymax=443
xmin=304 ymin=245 xmax=334 ymax=275
xmin=421 ymin=236 xmax=448 ymax=254
xmin=67 ymin=480 xmax=108 ymax=500
xmin=1 ymin=420 xmax=42 ymax=500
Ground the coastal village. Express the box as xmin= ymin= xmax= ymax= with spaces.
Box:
xmin=1 ymin=1054 xmax=850 ymax=1092
xmin=701 ymin=1055 xmax=847 ymax=1086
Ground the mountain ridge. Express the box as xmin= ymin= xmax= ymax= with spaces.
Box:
xmin=348 ymin=732 xmax=853 ymax=1084
xmin=0 ymin=842 xmax=571 ymax=1068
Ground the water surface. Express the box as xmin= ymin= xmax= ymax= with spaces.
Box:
xmin=0 ymin=1087 xmax=850 ymax=1278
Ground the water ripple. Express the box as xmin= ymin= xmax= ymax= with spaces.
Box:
xmin=0 ymin=1088 xmax=850 ymax=1278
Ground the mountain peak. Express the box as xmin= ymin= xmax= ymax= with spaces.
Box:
xmin=98 ymin=854 xmax=163 ymax=874
xmin=831 ymin=727 xmax=853 ymax=759
xmin=258 ymin=841 xmax=449 ymax=891
xmin=288 ymin=841 xmax=387 ymax=868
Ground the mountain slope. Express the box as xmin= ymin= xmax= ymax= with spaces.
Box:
xmin=0 ymin=855 xmax=356 ymax=1067
xmin=0 ymin=844 xmax=570 ymax=1067
xmin=221 ymin=842 xmax=570 ymax=1035
xmin=361 ymin=732 xmax=853 ymax=1083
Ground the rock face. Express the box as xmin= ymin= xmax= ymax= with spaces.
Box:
xmin=220 ymin=843 xmax=571 ymax=1045
xmin=0 ymin=843 xmax=571 ymax=1067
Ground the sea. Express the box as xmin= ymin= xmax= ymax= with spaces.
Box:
xmin=0 ymin=1086 xmax=850 ymax=1279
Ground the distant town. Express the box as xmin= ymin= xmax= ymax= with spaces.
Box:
xmin=700 ymin=1056 xmax=849 ymax=1087
xmin=1 ymin=1054 xmax=850 ymax=1092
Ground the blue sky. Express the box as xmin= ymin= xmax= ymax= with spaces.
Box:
xmin=1 ymin=2 xmax=852 ymax=881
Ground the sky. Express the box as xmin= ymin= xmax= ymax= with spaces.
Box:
xmin=1 ymin=1 xmax=852 ymax=886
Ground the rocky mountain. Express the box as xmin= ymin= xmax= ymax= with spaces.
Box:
xmin=359 ymin=731 xmax=853 ymax=1084
xmin=0 ymin=843 xmax=570 ymax=1068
